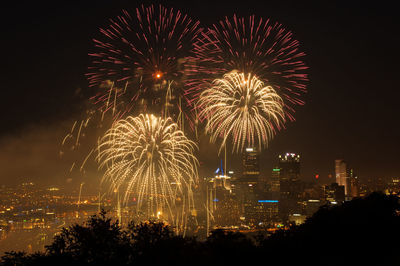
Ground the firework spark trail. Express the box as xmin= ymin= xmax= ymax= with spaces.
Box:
xmin=75 ymin=120 xmax=84 ymax=147
xmin=188 ymin=15 xmax=308 ymax=121
xmin=198 ymin=71 xmax=285 ymax=153
xmin=60 ymin=105 xmax=111 ymax=183
xmin=80 ymin=148 xmax=95 ymax=172
xmin=97 ymin=114 xmax=199 ymax=224
xmin=87 ymin=4 xmax=202 ymax=123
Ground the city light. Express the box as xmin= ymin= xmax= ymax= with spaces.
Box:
xmin=2 ymin=2 xmax=397 ymax=263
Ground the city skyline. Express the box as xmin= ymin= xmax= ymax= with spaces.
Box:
xmin=1 ymin=1 xmax=399 ymax=187
xmin=0 ymin=1 xmax=399 ymax=262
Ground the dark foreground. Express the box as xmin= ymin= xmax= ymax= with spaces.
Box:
xmin=1 ymin=192 xmax=399 ymax=266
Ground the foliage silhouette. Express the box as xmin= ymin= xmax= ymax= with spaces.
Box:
xmin=1 ymin=192 xmax=399 ymax=266
xmin=259 ymin=192 xmax=400 ymax=265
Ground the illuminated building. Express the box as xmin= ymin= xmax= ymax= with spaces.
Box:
xmin=241 ymin=147 xmax=260 ymax=184
xmin=324 ymin=183 xmax=345 ymax=204
xmin=207 ymin=162 xmax=240 ymax=227
xmin=299 ymin=183 xmax=325 ymax=218
xmin=349 ymin=168 xmax=359 ymax=198
xmin=278 ymin=153 xmax=301 ymax=223
xmin=211 ymin=160 xmax=232 ymax=191
xmin=301 ymin=184 xmax=325 ymax=202
xmin=270 ymin=168 xmax=281 ymax=195
xmin=335 ymin=159 xmax=351 ymax=200
xmin=279 ymin=153 xmax=300 ymax=181
xmin=303 ymin=199 xmax=322 ymax=217
xmin=386 ymin=177 xmax=400 ymax=196
xmin=335 ymin=160 xmax=359 ymax=200
xmin=237 ymin=147 xmax=260 ymax=225
xmin=288 ymin=213 xmax=306 ymax=225
xmin=253 ymin=200 xmax=279 ymax=226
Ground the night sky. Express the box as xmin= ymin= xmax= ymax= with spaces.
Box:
xmin=1 ymin=0 xmax=399 ymax=188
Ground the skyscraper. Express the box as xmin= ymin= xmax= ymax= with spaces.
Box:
xmin=335 ymin=159 xmax=350 ymax=197
xmin=324 ymin=182 xmax=345 ymax=203
xmin=208 ymin=168 xmax=239 ymax=227
xmin=242 ymin=147 xmax=260 ymax=184
xmin=335 ymin=159 xmax=358 ymax=200
xmin=270 ymin=168 xmax=281 ymax=193
xmin=238 ymin=147 xmax=260 ymax=225
xmin=349 ymin=168 xmax=359 ymax=198
xmin=279 ymin=153 xmax=300 ymax=182
xmin=278 ymin=153 xmax=301 ymax=223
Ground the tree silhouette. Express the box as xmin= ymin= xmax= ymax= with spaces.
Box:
xmin=45 ymin=209 xmax=130 ymax=265
xmin=259 ymin=192 xmax=400 ymax=266
xmin=126 ymin=220 xmax=200 ymax=265
xmin=204 ymin=229 xmax=256 ymax=266
xmin=1 ymin=193 xmax=399 ymax=266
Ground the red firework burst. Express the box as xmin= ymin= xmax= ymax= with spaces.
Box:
xmin=187 ymin=14 xmax=308 ymax=121
xmin=86 ymin=4 xmax=202 ymax=122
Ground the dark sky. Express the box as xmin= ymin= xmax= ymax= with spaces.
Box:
xmin=1 ymin=0 xmax=399 ymax=188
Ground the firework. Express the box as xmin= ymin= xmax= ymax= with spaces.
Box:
xmin=189 ymin=15 xmax=308 ymax=121
xmin=87 ymin=5 xmax=202 ymax=122
xmin=97 ymin=114 xmax=199 ymax=224
xmin=198 ymin=71 xmax=285 ymax=153
xmin=59 ymin=100 xmax=114 ymax=179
